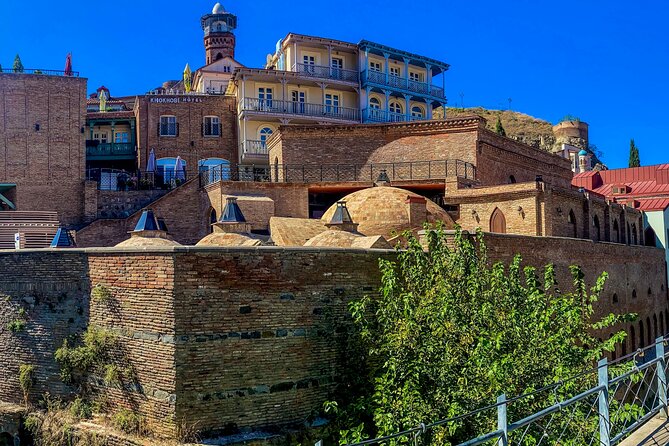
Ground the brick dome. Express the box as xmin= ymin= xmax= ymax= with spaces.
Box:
xmin=115 ymin=236 xmax=181 ymax=248
xmin=320 ymin=187 xmax=454 ymax=238
xmin=304 ymin=230 xmax=391 ymax=249
xmin=196 ymin=232 xmax=262 ymax=247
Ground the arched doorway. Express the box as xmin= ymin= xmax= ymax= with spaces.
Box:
xmin=612 ymin=219 xmax=620 ymax=243
xmin=593 ymin=215 xmax=601 ymax=242
xmin=0 ymin=433 xmax=14 ymax=446
xmin=208 ymin=207 xmax=217 ymax=233
xmin=490 ymin=208 xmax=507 ymax=234
xmin=631 ymin=224 xmax=638 ymax=245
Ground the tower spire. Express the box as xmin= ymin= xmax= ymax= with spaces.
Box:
xmin=201 ymin=3 xmax=238 ymax=65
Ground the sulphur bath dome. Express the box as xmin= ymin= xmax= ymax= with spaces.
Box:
xmin=320 ymin=187 xmax=454 ymax=238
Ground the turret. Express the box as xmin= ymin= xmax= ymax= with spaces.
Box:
xmin=201 ymin=3 xmax=237 ymax=64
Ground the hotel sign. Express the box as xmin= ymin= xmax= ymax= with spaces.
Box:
xmin=149 ymin=97 xmax=204 ymax=104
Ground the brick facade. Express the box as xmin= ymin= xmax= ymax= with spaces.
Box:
xmin=134 ymin=95 xmax=237 ymax=176
xmin=0 ymin=74 xmax=87 ymax=225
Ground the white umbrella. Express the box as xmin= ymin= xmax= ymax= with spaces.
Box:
xmin=174 ymin=156 xmax=185 ymax=181
xmin=146 ymin=148 xmax=156 ymax=172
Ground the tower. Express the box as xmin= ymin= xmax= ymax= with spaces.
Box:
xmin=201 ymin=3 xmax=237 ymax=65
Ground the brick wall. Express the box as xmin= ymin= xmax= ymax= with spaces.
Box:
xmin=0 ymin=74 xmax=87 ymax=225
xmin=0 ymin=250 xmax=90 ymax=405
xmin=135 ymin=95 xmax=237 ymax=175
xmin=96 ymin=189 xmax=167 ymax=219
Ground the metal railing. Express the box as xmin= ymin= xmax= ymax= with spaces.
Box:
xmin=344 ymin=337 xmax=669 ymax=446
xmin=291 ymin=63 xmax=359 ymax=83
xmin=86 ymin=168 xmax=187 ymax=191
xmin=240 ymin=97 xmax=360 ymax=122
xmin=241 ymin=140 xmax=268 ymax=156
xmin=85 ymin=142 xmax=135 ymax=158
xmin=361 ymin=70 xmax=445 ymax=99
xmin=0 ymin=68 xmax=80 ymax=77
xmin=363 ymin=108 xmax=427 ymax=123
xmin=199 ymin=159 xmax=476 ymax=187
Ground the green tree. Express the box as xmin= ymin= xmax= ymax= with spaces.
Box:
xmin=628 ymin=139 xmax=640 ymax=167
xmin=331 ymin=227 xmax=631 ymax=445
xmin=13 ymin=54 xmax=24 ymax=73
xmin=495 ymin=115 xmax=506 ymax=136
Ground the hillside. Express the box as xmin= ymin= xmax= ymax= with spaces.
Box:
xmin=436 ymin=107 xmax=556 ymax=152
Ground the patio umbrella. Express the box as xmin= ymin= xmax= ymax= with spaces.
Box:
xmin=146 ymin=148 xmax=156 ymax=172
xmin=174 ymin=156 xmax=185 ymax=181
xmin=183 ymin=63 xmax=192 ymax=93
xmin=64 ymin=53 xmax=73 ymax=76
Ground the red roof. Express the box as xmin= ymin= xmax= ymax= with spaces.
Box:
xmin=637 ymin=198 xmax=669 ymax=212
xmin=572 ymin=164 xmax=669 ymax=207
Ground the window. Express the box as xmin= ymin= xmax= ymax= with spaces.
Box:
xmin=223 ymin=65 xmax=231 ymax=73
xmin=369 ymin=61 xmax=381 ymax=72
xmin=369 ymin=97 xmax=381 ymax=109
xmin=325 ymin=93 xmax=340 ymax=114
xmin=568 ymin=210 xmax=577 ymax=238
xmin=199 ymin=158 xmax=230 ymax=183
xmin=303 ymin=55 xmax=315 ymax=73
xmin=411 ymin=106 xmax=424 ymax=118
xmin=389 ymin=101 xmax=403 ymax=114
xmin=159 ymin=116 xmax=177 ymax=136
xmin=409 ymin=71 xmax=424 ymax=82
xmin=291 ymin=90 xmax=305 ymax=114
xmin=93 ymin=132 xmax=108 ymax=143
xmin=331 ymin=57 xmax=343 ymax=79
xmin=593 ymin=215 xmax=600 ymax=242
xmin=390 ymin=66 xmax=400 ymax=77
xmin=612 ymin=293 xmax=618 ymax=303
xmin=258 ymin=87 xmax=273 ymax=109
xmin=114 ymin=132 xmax=129 ymax=143
xmin=259 ymin=127 xmax=273 ymax=147
xmin=203 ymin=116 xmax=220 ymax=136
xmin=157 ymin=157 xmax=186 ymax=183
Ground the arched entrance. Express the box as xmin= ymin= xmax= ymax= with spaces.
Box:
xmin=0 ymin=433 xmax=14 ymax=446
xmin=568 ymin=210 xmax=577 ymax=238
xmin=490 ymin=208 xmax=507 ymax=234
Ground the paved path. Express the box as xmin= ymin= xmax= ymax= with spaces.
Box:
xmin=621 ymin=416 xmax=669 ymax=445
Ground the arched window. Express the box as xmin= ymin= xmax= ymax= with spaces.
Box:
xmin=612 ymin=219 xmax=620 ymax=243
xmin=369 ymin=97 xmax=381 ymax=109
xmin=490 ymin=208 xmax=507 ymax=234
xmin=568 ymin=210 xmax=577 ymax=238
xmin=648 ymin=287 xmax=652 ymax=298
xmin=259 ymin=127 xmax=274 ymax=149
xmin=630 ymin=325 xmax=636 ymax=351
xmin=198 ymin=158 xmax=230 ymax=182
xmin=369 ymin=97 xmax=382 ymax=120
xmin=411 ymin=105 xmax=424 ymax=119
xmin=389 ymin=101 xmax=403 ymax=121
xmin=508 ymin=175 xmax=517 ymax=184
xmin=654 ymin=314 xmax=659 ymax=339
xmin=627 ymin=223 xmax=631 ymax=244
xmin=639 ymin=320 xmax=645 ymax=348
xmin=632 ymin=289 xmax=637 ymax=299
xmin=631 ymin=223 xmax=638 ymax=245
xmin=157 ymin=157 xmax=187 ymax=183
xmin=647 ymin=316 xmax=652 ymax=346
xmin=216 ymin=53 xmax=223 ymax=61
xmin=612 ymin=293 xmax=618 ymax=304
xmin=593 ymin=215 xmax=600 ymax=242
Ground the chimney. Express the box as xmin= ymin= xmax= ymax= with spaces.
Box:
xmin=325 ymin=201 xmax=359 ymax=232
xmin=213 ymin=197 xmax=252 ymax=233
xmin=406 ymin=195 xmax=428 ymax=228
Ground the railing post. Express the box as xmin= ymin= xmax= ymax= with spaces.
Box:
xmin=656 ymin=337 xmax=668 ymax=416
xmin=497 ymin=394 xmax=507 ymax=446
xmin=598 ymin=358 xmax=611 ymax=446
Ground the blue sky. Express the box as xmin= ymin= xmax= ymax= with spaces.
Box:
xmin=1 ymin=1 xmax=667 ymax=169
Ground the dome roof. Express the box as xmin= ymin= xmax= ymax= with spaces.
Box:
xmin=196 ymin=232 xmax=262 ymax=247
xmin=304 ymin=230 xmax=391 ymax=249
xmin=320 ymin=187 xmax=454 ymax=238
xmin=115 ymin=236 xmax=181 ymax=248
xmin=212 ymin=2 xmax=226 ymax=13
xmin=578 ymin=149 xmax=588 ymax=156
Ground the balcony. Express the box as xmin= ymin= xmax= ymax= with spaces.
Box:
xmin=363 ymin=108 xmax=426 ymax=123
xmin=86 ymin=142 xmax=136 ymax=160
xmin=291 ymin=63 xmax=359 ymax=83
xmin=240 ymin=97 xmax=360 ymax=122
xmin=241 ymin=140 xmax=269 ymax=163
xmin=361 ymin=70 xmax=445 ymax=99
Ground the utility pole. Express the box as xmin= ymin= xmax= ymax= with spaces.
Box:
xmin=507 ymin=97 xmax=512 ymax=111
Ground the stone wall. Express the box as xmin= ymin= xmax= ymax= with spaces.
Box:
xmin=0 ymin=74 xmax=88 ymax=225
xmin=96 ymin=189 xmax=167 ymax=219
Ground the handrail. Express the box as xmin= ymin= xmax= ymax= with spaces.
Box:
xmin=361 ymin=69 xmax=446 ymax=99
xmin=240 ymin=97 xmax=360 ymax=122
xmin=291 ymin=62 xmax=359 ymax=83
xmin=0 ymin=68 xmax=80 ymax=77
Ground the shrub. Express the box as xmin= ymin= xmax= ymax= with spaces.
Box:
xmin=112 ymin=409 xmax=145 ymax=435
xmin=19 ymin=364 xmax=36 ymax=403
xmin=54 ymin=325 xmax=117 ymax=384
xmin=8 ymin=319 xmax=26 ymax=332
xmin=91 ymin=284 xmax=112 ymax=303
xmin=69 ymin=397 xmax=92 ymax=419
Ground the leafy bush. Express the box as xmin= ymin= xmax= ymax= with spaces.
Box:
xmin=112 ymin=409 xmax=145 ymax=435
xmin=19 ymin=364 xmax=36 ymax=403
xmin=69 ymin=397 xmax=92 ymax=419
xmin=329 ymin=226 xmax=632 ymax=444
xmin=7 ymin=319 xmax=26 ymax=332
xmin=91 ymin=284 xmax=112 ymax=304
xmin=54 ymin=325 xmax=117 ymax=384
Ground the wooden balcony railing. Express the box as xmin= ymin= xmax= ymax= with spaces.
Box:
xmin=85 ymin=142 xmax=136 ymax=158
xmin=291 ymin=63 xmax=359 ymax=83
xmin=361 ymin=70 xmax=446 ymax=99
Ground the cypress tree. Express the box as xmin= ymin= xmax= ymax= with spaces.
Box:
xmin=495 ymin=115 xmax=506 ymax=137
xmin=13 ymin=54 xmax=24 ymax=73
xmin=628 ymin=139 xmax=640 ymax=168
